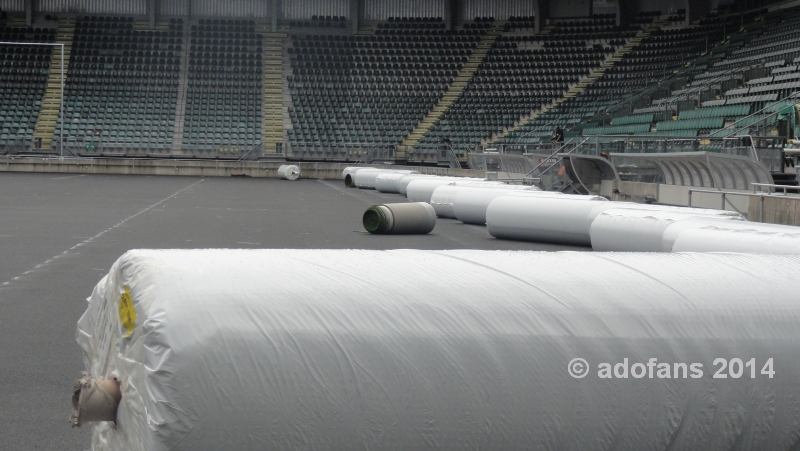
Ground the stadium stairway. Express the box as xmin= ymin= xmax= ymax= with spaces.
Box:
xmin=32 ymin=17 xmax=74 ymax=152
xmin=170 ymin=20 xmax=191 ymax=154
xmin=399 ymin=25 xmax=501 ymax=158
xmin=260 ymin=24 xmax=287 ymax=155
xmin=488 ymin=17 xmax=664 ymax=146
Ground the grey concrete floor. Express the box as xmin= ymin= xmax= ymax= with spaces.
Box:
xmin=0 ymin=173 xmax=585 ymax=450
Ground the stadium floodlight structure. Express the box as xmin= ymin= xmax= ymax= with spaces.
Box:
xmin=0 ymin=41 xmax=65 ymax=157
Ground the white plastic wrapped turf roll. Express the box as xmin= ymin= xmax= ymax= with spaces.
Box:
xmin=374 ymin=172 xmax=410 ymax=193
xmin=453 ymin=189 xmax=582 ymax=225
xmin=429 ymin=183 xmax=539 ymax=219
xmin=486 ymin=196 xmax=612 ymax=245
xmin=353 ymin=169 xmax=419 ymax=189
xmin=277 ymin=164 xmax=301 ymax=181
xmin=406 ymin=177 xmax=493 ymax=203
xmin=672 ymin=224 xmax=800 ymax=253
xmin=341 ymin=166 xmax=367 ymax=182
xmin=590 ymin=208 xmax=746 ymax=252
xmin=660 ymin=217 xmax=755 ymax=252
xmin=78 ymin=250 xmax=800 ymax=451
xmin=396 ymin=174 xmax=436 ymax=196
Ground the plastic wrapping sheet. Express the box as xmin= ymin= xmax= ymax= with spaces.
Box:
xmin=374 ymin=173 xmax=411 ymax=193
xmin=353 ymin=169 xmax=420 ymax=189
xmin=590 ymin=208 xmax=746 ymax=252
xmin=78 ymin=250 xmax=800 ymax=451
xmin=277 ymin=165 xmax=301 ymax=181
xmin=406 ymin=178 xmax=495 ymax=203
xmin=429 ymin=184 xmax=539 ymax=219
xmin=672 ymin=224 xmax=800 ymax=252
xmin=486 ymin=196 xmax=613 ymax=245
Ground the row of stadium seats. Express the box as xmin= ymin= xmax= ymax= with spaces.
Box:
xmin=286 ymin=17 xmax=486 ymax=153
xmin=0 ymin=12 xmax=54 ymax=148
xmin=182 ymin=18 xmax=262 ymax=154
xmin=416 ymin=15 xmax=647 ymax=151
xmin=59 ymin=15 xmax=179 ymax=152
xmin=500 ymin=11 xmax=738 ymax=143
xmin=2 ymin=8 xmax=799 ymax=161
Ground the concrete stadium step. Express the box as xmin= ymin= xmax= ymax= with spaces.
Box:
xmin=32 ymin=18 xmax=75 ymax=152
xmin=260 ymin=26 xmax=287 ymax=155
xmin=400 ymin=26 xmax=501 ymax=156
xmin=171 ymin=20 xmax=191 ymax=153
xmin=487 ymin=20 xmax=659 ymax=147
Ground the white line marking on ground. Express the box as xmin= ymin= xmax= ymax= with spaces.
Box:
xmin=0 ymin=179 xmax=205 ymax=288
xmin=52 ymin=174 xmax=87 ymax=180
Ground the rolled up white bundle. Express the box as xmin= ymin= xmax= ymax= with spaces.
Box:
xmin=486 ymin=196 xmax=612 ymax=245
xmin=406 ymin=178 xmax=497 ymax=203
xmin=430 ymin=183 xmax=539 ymax=219
xmin=353 ymin=169 xmax=420 ymax=190
xmin=661 ymin=217 xmax=772 ymax=251
xmin=396 ymin=174 xmax=437 ymax=196
xmin=672 ymin=223 xmax=800 ymax=253
xmin=362 ymin=202 xmax=436 ymax=234
xmin=374 ymin=172 xmax=411 ymax=194
xmin=277 ymin=164 xmax=301 ymax=181
xmin=77 ymin=249 xmax=800 ymax=451
xmin=590 ymin=208 xmax=746 ymax=252
xmin=342 ymin=166 xmax=368 ymax=181
xmin=453 ymin=189 xmax=574 ymax=225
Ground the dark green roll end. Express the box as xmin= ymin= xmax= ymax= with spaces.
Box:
xmin=363 ymin=206 xmax=387 ymax=234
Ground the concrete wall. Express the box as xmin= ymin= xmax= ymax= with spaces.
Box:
xmin=612 ymin=181 xmax=750 ymax=217
xmin=0 ymin=157 xmax=485 ymax=180
xmin=748 ymin=195 xmax=800 ymax=226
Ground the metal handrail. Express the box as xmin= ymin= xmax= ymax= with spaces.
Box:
xmin=715 ymin=91 xmax=799 ymax=138
xmin=752 ymin=182 xmax=800 ymax=194
xmin=523 ymin=137 xmax=585 ymax=177
xmin=235 ymin=142 xmax=262 ymax=162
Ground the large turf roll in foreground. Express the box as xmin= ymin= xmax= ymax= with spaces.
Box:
xmin=277 ymin=164 xmax=301 ymax=181
xmin=590 ymin=208 xmax=746 ymax=252
xmin=78 ymin=250 xmax=800 ymax=450
xmin=672 ymin=223 xmax=800 ymax=252
xmin=362 ymin=202 xmax=436 ymax=234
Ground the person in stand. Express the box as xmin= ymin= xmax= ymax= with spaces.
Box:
xmin=552 ymin=126 xmax=564 ymax=143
